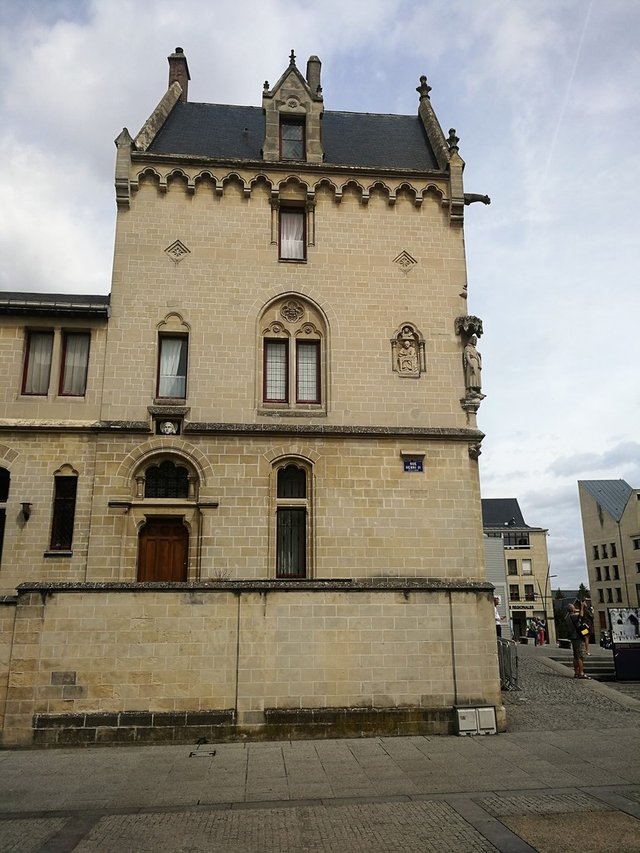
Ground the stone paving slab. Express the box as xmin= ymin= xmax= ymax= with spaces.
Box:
xmin=0 ymin=644 xmax=639 ymax=851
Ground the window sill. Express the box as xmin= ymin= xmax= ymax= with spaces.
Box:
xmin=258 ymin=407 xmax=326 ymax=418
xmin=153 ymin=398 xmax=187 ymax=406
xmin=278 ymin=258 xmax=307 ymax=264
xmin=43 ymin=550 xmax=73 ymax=558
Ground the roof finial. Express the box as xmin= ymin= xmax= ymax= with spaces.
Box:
xmin=416 ymin=75 xmax=432 ymax=101
xmin=447 ymin=128 xmax=460 ymax=152
xmin=289 ymin=49 xmax=296 ymax=66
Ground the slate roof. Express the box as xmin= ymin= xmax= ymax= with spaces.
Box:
xmin=0 ymin=292 xmax=110 ymax=318
xmin=482 ymin=498 xmax=531 ymax=530
xmin=578 ymin=480 xmax=634 ymax=523
xmin=147 ymin=102 xmax=439 ymax=171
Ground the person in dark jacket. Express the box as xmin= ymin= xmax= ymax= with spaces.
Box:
xmin=565 ymin=604 xmax=589 ymax=679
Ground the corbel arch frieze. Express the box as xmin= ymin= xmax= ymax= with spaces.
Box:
xmin=131 ymin=166 xmax=163 ymax=194
xmin=220 ymin=172 xmax=248 ymax=197
xmin=193 ymin=170 xmax=219 ymax=194
xmin=128 ymin=167 xmax=444 ymax=211
xmin=166 ymin=168 xmax=191 ymax=193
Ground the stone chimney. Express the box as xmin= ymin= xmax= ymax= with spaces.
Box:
xmin=168 ymin=47 xmax=190 ymax=102
xmin=306 ymin=55 xmax=322 ymax=99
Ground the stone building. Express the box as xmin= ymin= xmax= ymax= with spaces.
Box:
xmin=482 ymin=499 xmax=555 ymax=642
xmin=578 ymin=479 xmax=640 ymax=631
xmin=0 ymin=49 xmax=501 ymax=746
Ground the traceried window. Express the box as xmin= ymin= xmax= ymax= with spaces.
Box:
xmin=275 ymin=463 xmax=309 ymax=579
xmin=49 ymin=475 xmax=77 ymax=551
xmin=60 ymin=332 xmax=90 ymax=396
xmin=279 ymin=208 xmax=306 ymax=261
xmin=144 ymin=461 xmax=189 ymax=499
xmin=22 ymin=331 xmax=53 ymax=395
xmin=259 ymin=297 xmax=326 ymax=414
xmin=157 ymin=335 xmax=188 ymax=399
xmin=280 ymin=118 xmax=305 ymax=160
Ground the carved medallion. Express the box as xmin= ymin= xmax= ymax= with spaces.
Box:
xmin=393 ymin=251 xmax=417 ymax=273
xmin=165 ymin=240 xmax=190 ymax=264
xmin=280 ymin=300 xmax=304 ymax=322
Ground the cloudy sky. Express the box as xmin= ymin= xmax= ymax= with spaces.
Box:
xmin=1 ymin=0 xmax=638 ymax=591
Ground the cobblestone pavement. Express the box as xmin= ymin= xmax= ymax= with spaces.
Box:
xmin=0 ymin=643 xmax=639 ymax=852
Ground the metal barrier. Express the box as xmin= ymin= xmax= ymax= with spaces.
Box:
xmin=497 ymin=637 xmax=520 ymax=691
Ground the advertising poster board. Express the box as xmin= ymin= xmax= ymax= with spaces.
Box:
xmin=608 ymin=608 xmax=640 ymax=680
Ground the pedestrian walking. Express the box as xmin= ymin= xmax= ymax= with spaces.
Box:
xmin=565 ymin=603 xmax=590 ymax=679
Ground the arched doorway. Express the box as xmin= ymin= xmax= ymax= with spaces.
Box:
xmin=137 ymin=517 xmax=188 ymax=582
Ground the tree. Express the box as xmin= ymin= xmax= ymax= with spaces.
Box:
xmin=577 ymin=583 xmax=590 ymax=601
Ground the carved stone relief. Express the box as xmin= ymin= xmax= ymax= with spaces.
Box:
xmin=391 ymin=324 xmax=426 ymax=377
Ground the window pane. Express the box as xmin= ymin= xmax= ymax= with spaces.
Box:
xmin=158 ymin=337 xmax=187 ymax=398
xmin=277 ymin=465 xmax=306 ymax=498
xmin=281 ymin=120 xmax=304 ymax=159
xmin=61 ymin=333 xmax=90 ymax=396
xmin=0 ymin=468 xmax=9 ymax=503
xmin=276 ymin=508 xmax=306 ymax=577
xmin=23 ymin=332 xmax=53 ymax=395
xmin=145 ymin=461 xmax=189 ymax=498
xmin=50 ymin=476 xmax=77 ymax=550
xmin=264 ymin=340 xmax=288 ymax=401
xmin=297 ymin=341 xmax=319 ymax=402
xmin=280 ymin=210 xmax=305 ymax=260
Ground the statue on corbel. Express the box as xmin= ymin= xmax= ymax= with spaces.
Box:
xmin=455 ymin=315 xmax=485 ymax=413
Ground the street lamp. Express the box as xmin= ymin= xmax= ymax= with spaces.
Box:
xmin=535 ymin=567 xmax=557 ymax=645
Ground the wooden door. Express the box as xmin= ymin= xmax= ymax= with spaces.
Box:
xmin=137 ymin=517 xmax=188 ymax=582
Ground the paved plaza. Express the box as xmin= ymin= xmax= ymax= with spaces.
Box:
xmin=1 ymin=643 xmax=639 ymax=852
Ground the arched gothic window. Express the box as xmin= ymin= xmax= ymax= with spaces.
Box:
xmin=259 ymin=296 xmax=327 ymax=414
xmin=274 ymin=462 xmax=311 ymax=579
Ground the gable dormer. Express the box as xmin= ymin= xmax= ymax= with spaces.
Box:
xmin=262 ymin=51 xmax=324 ymax=164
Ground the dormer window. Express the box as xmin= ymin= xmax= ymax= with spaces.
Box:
xmin=280 ymin=118 xmax=305 ymax=160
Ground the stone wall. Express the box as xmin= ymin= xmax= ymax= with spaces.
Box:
xmin=2 ymin=581 xmax=504 ymax=746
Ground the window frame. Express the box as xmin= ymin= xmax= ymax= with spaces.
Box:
xmin=0 ymin=468 xmax=8 ymax=568
xmin=280 ymin=117 xmax=306 ymax=161
xmin=22 ymin=330 xmax=54 ymax=396
xmin=157 ymin=334 xmax=188 ymax=400
xmin=273 ymin=461 xmax=312 ymax=580
xmin=59 ymin=331 xmax=91 ymax=397
xmin=278 ymin=206 xmax=307 ymax=262
xmin=507 ymin=558 xmax=518 ymax=576
xmin=263 ymin=339 xmax=289 ymax=403
xmin=49 ymin=475 xmax=78 ymax=552
xmin=295 ymin=340 xmax=321 ymax=403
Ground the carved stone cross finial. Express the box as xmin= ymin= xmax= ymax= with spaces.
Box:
xmin=447 ymin=128 xmax=460 ymax=152
xmin=416 ymin=75 xmax=432 ymax=100
xmin=289 ymin=49 xmax=296 ymax=66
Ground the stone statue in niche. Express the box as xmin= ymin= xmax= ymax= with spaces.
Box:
xmin=397 ymin=340 xmax=418 ymax=374
xmin=391 ymin=324 xmax=425 ymax=377
xmin=463 ymin=335 xmax=482 ymax=393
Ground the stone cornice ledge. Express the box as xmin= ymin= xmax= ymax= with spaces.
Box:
xmin=18 ymin=579 xmax=493 ymax=595
xmin=185 ymin=423 xmax=484 ymax=440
